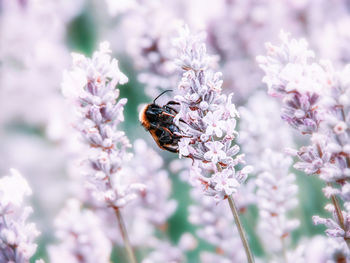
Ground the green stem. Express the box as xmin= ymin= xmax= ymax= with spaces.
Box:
xmin=327 ymin=183 xmax=350 ymax=250
xmin=281 ymin=236 xmax=288 ymax=263
xmin=113 ymin=206 xmax=137 ymax=263
xmin=227 ymin=196 xmax=255 ymax=263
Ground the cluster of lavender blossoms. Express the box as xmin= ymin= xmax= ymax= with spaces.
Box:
xmin=0 ymin=169 xmax=44 ymax=263
xmin=112 ymin=0 xmax=350 ymax=106
xmin=258 ymin=31 xmax=350 ymax=256
xmin=62 ymin=41 xmax=145 ymax=208
xmin=189 ymin=188 xmax=246 ymax=263
xmin=95 ymin=139 xmax=190 ymax=262
xmin=48 ymin=199 xmax=111 ymax=263
xmin=173 ymin=26 xmax=252 ymax=201
xmin=256 ymin=150 xmax=299 ymax=257
xmin=239 ymin=92 xmax=300 ymax=260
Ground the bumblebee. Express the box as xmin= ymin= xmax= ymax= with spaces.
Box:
xmin=139 ymin=90 xmax=182 ymax=153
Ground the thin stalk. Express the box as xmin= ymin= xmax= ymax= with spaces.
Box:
xmin=113 ymin=206 xmax=137 ymax=263
xmin=227 ymin=195 xmax=255 ymax=263
xmin=281 ymin=236 xmax=288 ymax=263
xmin=327 ymin=183 xmax=350 ymax=249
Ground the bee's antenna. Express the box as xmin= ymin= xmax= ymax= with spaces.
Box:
xmin=153 ymin=90 xmax=173 ymax=104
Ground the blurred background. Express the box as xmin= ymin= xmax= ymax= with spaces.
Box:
xmin=1 ymin=0 xmax=350 ymax=262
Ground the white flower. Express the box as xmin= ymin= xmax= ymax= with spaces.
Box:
xmin=204 ymin=141 xmax=226 ymax=163
xmin=0 ymin=170 xmax=42 ymax=263
xmin=212 ymin=169 xmax=239 ymax=195
xmin=334 ymin=121 xmax=347 ymax=134
xmin=173 ymin=25 xmax=250 ymax=201
xmin=255 ymin=150 xmax=299 ymax=255
xmin=178 ymin=138 xmax=192 ymax=158
xmin=49 ymin=199 xmax=111 ymax=263
xmin=63 ymin=42 xmax=142 ymax=208
xmin=0 ymin=169 xmax=31 ymax=209
xmin=203 ymin=110 xmax=226 ymax=137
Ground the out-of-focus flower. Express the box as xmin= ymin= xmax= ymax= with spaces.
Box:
xmin=0 ymin=169 xmax=43 ymax=263
xmin=189 ymin=188 xmax=246 ymax=262
xmin=99 ymin=139 xmax=178 ymax=246
xmin=273 ymin=235 xmax=349 ymax=263
xmin=239 ymin=91 xmax=293 ymax=172
xmin=258 ymin=31 xmax=350 ymax=253
xmin=173 ymin=25 xmax=252 ymax=201
xmin=72 ymin=138 xmax=180 ymax=259
xmin=105 ymin=0 xmax=138 ymax=16
xmin=239 ymin=90 xmax=299 ymax=259
xmin=0 ymin=0 xmax=86 ymax=243
xmin=62 ymin=41 xmax=145 ymax=208
xmin=118 ymin=1 xmax=181 ymax=99
xmin=141 ymin=233 xmax=196 ymax=263
xmin=313 ymin=203 xmax=350 ymax=242
xmin=312 ymin=15 xmax=350 ymax=68
xmin=257 ymin=31 xmax=326 ymax=135
xmin=0 ymin=0 xmax=83 ymax=137
xmin=256 ymin=150 xmax=299 ymax=256
xmin=48 ymin=199 xmax=111 ymax=263
xmin=126 ymin=139 xmax=177 ymax=227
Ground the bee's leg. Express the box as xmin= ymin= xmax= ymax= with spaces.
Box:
xmin=166 ymin=101 xmax=179 ymax=105
xmin=158 ymin=128 xmax=172 ymax=144
xmin=162 ymin=145 xmax=178 ymax=153
xmin=163 ymin=127 xmax=174 ymax=136
xmin=173 ymin=133 xmax=191 ymax=140
xmin=161 ymin=112 xmax=176 ymax=118
xmin=164 ymin=106 xmax=178 ymax=114
xmin=165 ymin=101 xmax=180 ymax=113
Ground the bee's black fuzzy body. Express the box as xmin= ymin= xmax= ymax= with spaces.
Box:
xmin=139 ymin=100 xmax=182 ymax=153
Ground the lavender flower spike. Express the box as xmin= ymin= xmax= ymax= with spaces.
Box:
xmin=173 ymin=25 xmax=254 ymax=263
xmin=62 ymin=41 xmax=145 ymax=209
xmin=257 ymin=31 xmax=326 ymax=135
xmin=258 ymin=31 xmax=350 ymax=252
xmin=0 ymin=169 xmax=44 ymax=263
xmin=173 ymin=25 xmax=252 ymax=201
xmin=62 ymin=41 xmax=140 ymax=263
xmin=49 ymin=199 xmax=112 ymax=263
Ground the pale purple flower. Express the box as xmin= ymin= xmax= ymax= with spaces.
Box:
xmin=105 ymin=0 xmax=137 ymax=16
xmin=0 ymin=0 xmax=86 ymax=241
xmin=212 ymin=169 xmax=240 ymax=196
xmin=258 ymin=31 xmax=350 ymax=252
xmin=178 ymin=138 xmax=193 ymax=158
xmin=259 ymin=33 xmax=350 ymax=186
xmin=0 ymin=169 xmax=43 ymax=263
xmin=256 ymin=150 xmax=300 ymax=256
xmin=173 ymin=25 xmax=251 ymax=201
xmin=203 ymin=110 xmax=226 ymax=137
xmin=118 ymin=2 xmax=181 ymax=98
xmin=313 ymin=203 xmax=350 ymax=244
xmin=113 ymin=0 xmax=350 ymax=104
xmin=276 ymin=235 xmax=350 ymax=263
xmin=62 ymin=42 xmax=145 ymax=208
xmin=313 ymin=16 xmax=350 ymax=68
xmin=0 ymin=0 xmax=83 ymax=137
xmin=203 ymin=141 xmax=226 ymax=164
xmin=188 ymin=188 xmax=246 ymax=262
xmin=48 ymin=199 xmax=111 ymax=263
xmin=81 ymin=138 xmax=178 ymax=259
xmin=239 ymin=91 xmax=293 ymax=172
xmin=292 ymin=134 xmax=331 ymax=175
xmin=257 ymin=31 xmax=326 ymax=135
xmin=141 ymin=233 xmax=196 ymax=263
xmin=122 ymin=139 xmax=177 ymax=229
